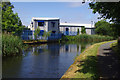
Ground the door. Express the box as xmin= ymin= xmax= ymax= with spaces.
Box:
xmin=66 ymin=28 xmax=69 ymax=35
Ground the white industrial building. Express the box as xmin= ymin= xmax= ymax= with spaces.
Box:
xmin=28 ymin=17 xmax=60 ymax=34
xmin=60 ymin=23 xmax=95 ymax=35
xmin=28 ymin=17 xmax=95 ymax=37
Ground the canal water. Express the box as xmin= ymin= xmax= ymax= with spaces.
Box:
xmin=3 ymin=42 xmax=92 ymax=78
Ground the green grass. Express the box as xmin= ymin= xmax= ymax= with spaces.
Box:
xmin=60 ymin=34 xmax=114 ymax=43
xmin=60 ymin=40 xmax=115 ymax=80
xmin=2 ymin=34 xmax=25 ymax=56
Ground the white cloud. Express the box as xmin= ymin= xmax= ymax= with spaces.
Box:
xmin=68 ymin=2 xmax=85 ymax=8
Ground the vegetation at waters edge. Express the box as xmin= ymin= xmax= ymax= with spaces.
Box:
xmin=60 ymin=34 xmax=114 ymax=43
xmin=61 ymin=40 xmax=114 ymax=79
xmin=1 ymin=2 xmax=29 ymax=57
xmin=2 ymin=34 xmax=26 ymax=57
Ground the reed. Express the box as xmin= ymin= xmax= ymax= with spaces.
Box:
xmin=61 ymin=34 xmax=114 ymax=42
xmin=2 ymin=34 xmax=24 ymax=56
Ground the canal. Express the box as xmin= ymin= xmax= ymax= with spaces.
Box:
xmin=3 ymin=42 xmax=92 ymax=78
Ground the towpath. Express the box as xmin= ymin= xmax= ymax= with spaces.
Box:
xmin=98 ymin=41 xmax=120 ymax=80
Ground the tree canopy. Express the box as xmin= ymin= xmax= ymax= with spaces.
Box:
xmin=95 ymin=19 xmax=112 ymax=36
xmin=89 ymin=2 xmax=120 ymax=36
xmin=81 ymin=26 xmax=86 ymax=34
xmin=2 ymin=2 xmax=24 ymax=35
xmin=34 ymin=27 xmax=40 ymax=40
xmin=89 ymin=2 xmax=120 ymax=24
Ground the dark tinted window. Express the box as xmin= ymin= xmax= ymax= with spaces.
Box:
xmin=51 ymin=22 xmax=55 ymax=27
xmin=38 ymin=22 xmax=44 ymax=26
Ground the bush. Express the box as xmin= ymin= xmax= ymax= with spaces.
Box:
xmin=2 ymin=34 xmax=24 ymax=56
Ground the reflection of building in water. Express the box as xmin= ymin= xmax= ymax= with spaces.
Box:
xmin=60 ymin=44 xmax=81 ymax=53
xmin=32 ymin=45 xmax=48 ymax=55
xmin=22 ymin=43 xmax=90 ymax=78
xmin=48 ymin=44 xmax=61 ymax=56
xmin=31 ymin=44 xmax=90 ymax=55
xmin=24 ymin=44 xmax=62 ymax=78
xmin=31 ymin=44 xmax=61 ymax=56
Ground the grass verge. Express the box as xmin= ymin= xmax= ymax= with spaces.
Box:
xmin=60 ymin=40 xmax=115 ymax=80
xmin=111 ymin=41 xmax=120 ymax=58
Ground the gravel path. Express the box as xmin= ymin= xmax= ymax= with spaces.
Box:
xmin=98 ymin=41 xmax=120 ymax=80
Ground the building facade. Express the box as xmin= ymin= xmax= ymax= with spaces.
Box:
xmin=29 ymin=17 xmax=60 ymax=34
xmin=59 ymin=23 xmax=95 ymax=35
xmin=27 ymin=17 xmax=95 ymax=40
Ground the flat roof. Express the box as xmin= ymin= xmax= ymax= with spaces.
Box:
xmin=32 ymin=17 xmax=60 ymax=20
xmin=60 ymin=23 xmax=94 ymax=28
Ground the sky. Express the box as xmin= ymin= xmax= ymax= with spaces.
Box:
xmin=11 ymin=2 xmax=100 ymax=26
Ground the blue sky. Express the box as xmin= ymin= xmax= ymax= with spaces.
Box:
xmin=11 ymin=2 xmax=100 ymax=26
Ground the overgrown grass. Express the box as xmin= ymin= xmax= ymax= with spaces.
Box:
xmin=60 ymin=40 xmax=114 ymax=80
xmin=111 ymin=41 xmax=120 ymax=58
xmin=2 ymin=34 xmax=24 ymax=56
xmin=61 ymin=34 xmax=114 ymax=43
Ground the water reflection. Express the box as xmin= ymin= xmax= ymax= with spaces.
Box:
xmin=3 ymin=42 xmax=91 ymax=78
xmin=60 ymin=44 xmax=81 ymax=53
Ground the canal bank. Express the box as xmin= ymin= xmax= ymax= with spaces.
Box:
xmin=60 ymin=40 xmax=116 ymax=80
xmin=23 ymin=39 xmax=60 ymax=44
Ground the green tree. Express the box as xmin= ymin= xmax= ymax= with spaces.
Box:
xmin=77 ymin=28 xmax=80 ymax=35
xmin=43 ymin=31 xmax=51 ymax=38
xmin=89 ymin=2 xmax=120 ymax=36
xmin=0 ymin=2 xmax=2 ymax=33
xmin=34 ymin=27 xmax=40 ymax=40
xmin=2 ymin=2 xmax=24 ymax=35
xmin=81 ymin=26 xmax=86 ymax=34
xmin=95 ymin=19 xmax=112 ymax=36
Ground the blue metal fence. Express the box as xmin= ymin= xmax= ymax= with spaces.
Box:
xmin=62 ymin=31 xmax=77 ymax=36
xmin=21 ymin=30 xmax=62 ymax=40
xmin=21 ymin=30 xmax=33 ymax=40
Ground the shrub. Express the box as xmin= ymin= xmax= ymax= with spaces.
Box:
xmin=34 ymin=27 xmax=40 ymax=40
xmin=2 ymin=34 xmax=24 ymax=56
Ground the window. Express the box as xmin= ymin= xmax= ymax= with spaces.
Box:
xmin=38 ymin=22 xmax=44 ymax=26
xmin=38 ymin=20 xmax=44 ymax=26
xmin=51 ymin=22 xmax=55 ymax=27
xmin=31 ymin=22 xmax=33 ymax=27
